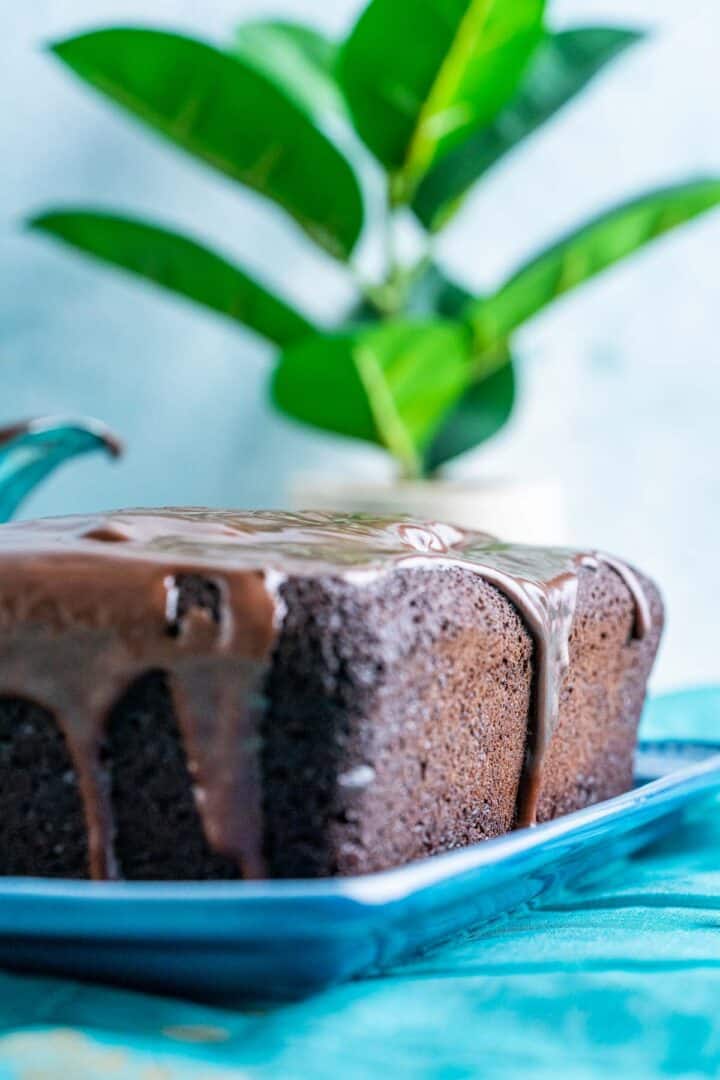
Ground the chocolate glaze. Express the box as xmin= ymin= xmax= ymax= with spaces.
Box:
xmin=0 ymin=509 xmax=650 ymax=877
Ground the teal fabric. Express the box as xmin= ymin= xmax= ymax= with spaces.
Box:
xmin=1 ymin=687 xmax=719 ymax=1079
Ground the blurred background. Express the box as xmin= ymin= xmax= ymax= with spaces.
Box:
xmin=2 ymin=0 xmax=719 ymax=690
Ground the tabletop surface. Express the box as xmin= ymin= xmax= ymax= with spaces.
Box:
xmin=0 ymin=685 xmax=719 ymax=1079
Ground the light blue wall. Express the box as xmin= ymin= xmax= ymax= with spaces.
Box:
xmin=2 ymin=0 xmax=719 ymax=689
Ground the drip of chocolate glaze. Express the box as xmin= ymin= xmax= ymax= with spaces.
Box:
xmin=0 ymin=509 xmax=651 ymax=877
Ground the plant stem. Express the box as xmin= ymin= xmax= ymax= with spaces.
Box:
xmin=384 ymin=185 xmax=397 ymax=286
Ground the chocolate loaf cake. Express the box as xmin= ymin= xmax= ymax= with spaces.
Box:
xmin=0 ymin=510 xmax=663 ymax=880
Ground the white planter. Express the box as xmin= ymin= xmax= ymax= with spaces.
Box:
xmin=289 ymin=476 xmax=569 ymax=545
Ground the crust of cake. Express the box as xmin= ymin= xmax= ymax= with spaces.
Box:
xmin=0 ymin=698 xmax=88 ymax=877
xmin=262 ymin=562 xmax=663 ymax=877
xmin=536 ymin=565 xmax=663 ymax=821
xmin=263 ymin=567 xmax=534 ymax=876
xmin=106 ymin=671 xmax=241 ymax=880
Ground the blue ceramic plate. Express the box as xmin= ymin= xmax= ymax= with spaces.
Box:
xmin=0 ymin=725 xmax=718 ymax=1002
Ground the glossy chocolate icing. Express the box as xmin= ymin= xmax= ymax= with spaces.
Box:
xmin=0 ymin=509 xmax=650 ymax=878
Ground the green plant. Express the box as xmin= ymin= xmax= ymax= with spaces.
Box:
xmin=31 ymin=4 xmax=720 ymax=480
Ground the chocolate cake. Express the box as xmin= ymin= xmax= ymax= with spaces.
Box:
xmin=0 ymin=509 xmax=663 ymax=880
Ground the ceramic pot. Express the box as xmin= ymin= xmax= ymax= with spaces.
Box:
xmin=290 ymin=475 xmax=569 ymax=545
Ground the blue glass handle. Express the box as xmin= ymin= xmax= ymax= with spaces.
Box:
xmin=0 ymin=416 xmax=122 ymax=522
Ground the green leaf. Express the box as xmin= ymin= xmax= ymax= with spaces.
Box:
xmin=29 ymin=210 xmax=314 ymax=348
xmin=399 ymin=265 xmax=515 ymax=468
xmin=336 ymin=264 xmax=516 ymax=469
xmin=338 ymin=0 xmax=545 ymax=194
xmin=468 ymin=178 xmax=720 ymax=345
xmin=0 ymin=416 xmax=121 ymax=521
xmin=231 ymin=19 xmax=346 ymax=127
xmin=272 ymin=321 xmax=473 ymax=476
xmin=423 ymin=358 xmax=515 ymax=472
xmin=413 ymin=26 xmax=643 ymax=230
xmin=50 ymin=28 xmax=363 ymax=259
